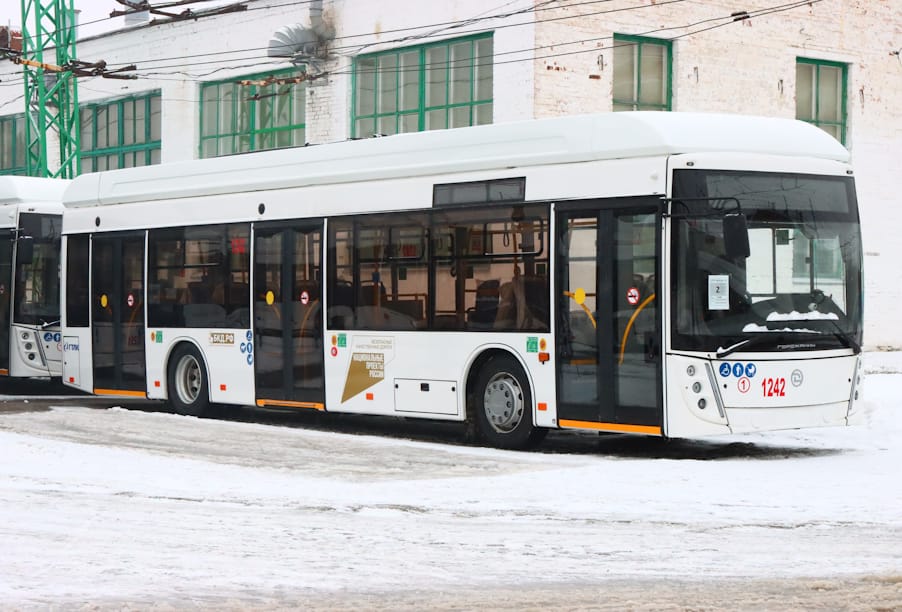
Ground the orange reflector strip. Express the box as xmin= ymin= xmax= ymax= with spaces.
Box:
xmin=559 ymin=419 xmax=662 ymax=436
xmin=537 ymin=402 xmax=547 ymax=411
xmin=94 ymin=388 xmax=147 ymax=398
xmin=0 ymin=369 xmax=8 ymax=376
xmin=220 ymin=384 xmax=227 ymax=391
xmin=538 ymin=352 xmax=550 ymax=363
xmin=255 ymin=399 xmax=325 ymax=411
xmin=365 ymin=392 xmax=374 ymax=400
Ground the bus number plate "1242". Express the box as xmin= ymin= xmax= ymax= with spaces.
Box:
xmin=761 ymin=377 xmax=786 ymax=397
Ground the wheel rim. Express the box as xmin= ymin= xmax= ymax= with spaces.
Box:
xmin=174 ymin=354 xmax=202 ymax=404
xmin=483 ymin=371 xmax=525 ymax=434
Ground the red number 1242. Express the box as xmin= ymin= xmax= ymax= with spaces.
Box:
xmin=762 ymin=377 xmax=786 ymax=397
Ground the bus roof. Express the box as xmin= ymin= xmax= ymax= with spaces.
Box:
xmin=0 ymin=176 xmax=69 ymax=206
xmin=63 ymin=112 xmax=851 ymax=208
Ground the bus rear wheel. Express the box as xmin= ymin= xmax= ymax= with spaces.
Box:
xmin=472 ymin=354 xmax=546 ymax=449
xmin=167 ymin=344 xmax=210 ymax=417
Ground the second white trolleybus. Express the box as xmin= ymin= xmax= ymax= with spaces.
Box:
xmin=60 ymin=112 xmax=864 ymax=448
xmin=1 ymin=177 xmax=67 ymax=379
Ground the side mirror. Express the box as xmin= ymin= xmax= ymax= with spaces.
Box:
xmin=16 ymin=236 xmax=34 ymax=265
xmin=723 ymin=213 xmax=750 ymax=260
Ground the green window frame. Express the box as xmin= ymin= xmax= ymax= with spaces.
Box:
xmin=0 ymin=114 xmax=27 ymax=176
xmin=613 ymin=34 xmax=672 ymax=112
xmin=199 ymin=68 xmax=306 ymax=158
xmin=80 ymin=92 xmax=162 ymax=173
xmin=352 ymin=33 xmax=493 ymax=138
xmin=796 ymin=58 xmax=847 ymax=144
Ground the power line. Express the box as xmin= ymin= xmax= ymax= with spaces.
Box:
xmin=125 ymin=0 xmax=822 ymax=82
xmin=0 ymin=0 xmax=825 ymax=104
xmin=97 ymin=0 xmax=653 ymax=70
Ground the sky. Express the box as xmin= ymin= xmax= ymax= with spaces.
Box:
xmin=0 ymin=350 xmax=900 ymax=608
xmin=0 ymin=1 xmax=234 ymax=39
xmin=0 ymin=1 xmax=112 ymax=30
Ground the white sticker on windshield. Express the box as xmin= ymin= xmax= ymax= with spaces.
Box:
xmin=708 ymin=274 xmax=730 ymax=310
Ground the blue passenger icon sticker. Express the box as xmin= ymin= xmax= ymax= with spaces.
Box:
xmin=745 ymin=363 xmax=757 ymax=378
xmin=719 ymin=363 xmax=731 ymax=377
xmin=732 ymin=363 xmax=744 ymax=377
xmin=246 ymin=330 xmax=253 ymax=341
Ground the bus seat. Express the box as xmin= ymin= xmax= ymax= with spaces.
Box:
xmin=467 ymin=279 xmax=499 ymax=329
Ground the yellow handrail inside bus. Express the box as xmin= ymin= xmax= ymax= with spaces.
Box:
xmin=619 ymin=293 xmax=655 ymax=365
xmin=563 ymin=288 xmax=596 ymax=330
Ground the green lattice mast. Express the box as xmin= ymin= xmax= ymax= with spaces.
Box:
xmin=19 ymin=0 xmax=79 ymax=178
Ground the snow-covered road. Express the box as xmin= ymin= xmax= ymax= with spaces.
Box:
xmin=1 ymin=353 xmax=900 ymax=609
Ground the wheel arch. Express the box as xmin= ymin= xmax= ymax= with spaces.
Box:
xmin=163 ymin=338 xmax=211 ymax=400
xmin=463 ymin=345 xmax=537 ymax=426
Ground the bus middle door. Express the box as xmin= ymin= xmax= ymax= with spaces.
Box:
xmin=91 ymin=232 xmax=147 ymax=395
xmin=253 ymin=221 xmax=325 ymax=410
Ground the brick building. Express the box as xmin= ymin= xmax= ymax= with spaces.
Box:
xmin=0 ymin=0 xmax=899 ymax=347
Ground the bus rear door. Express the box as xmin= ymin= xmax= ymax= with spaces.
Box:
xmin=555 ymin=201 xmax=662 ymax=434
xmin=91 ymin=232 xmax=146 ymax=396
xmin=253 ymin=221 xmax=325 ymax=410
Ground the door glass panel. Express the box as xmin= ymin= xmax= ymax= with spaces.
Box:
xmin=559 ymin=216 xmax=598 ymax=408
xmin=255 ymin=230 xmax=282 ymax=394
xmin=292 ymin=229 xmax=322 ymax=393
xmin=613 ymin=213 xmax=658 ymax=416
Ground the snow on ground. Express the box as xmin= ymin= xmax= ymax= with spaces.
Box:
xmin=0 ymin=352 xmax=900 ymax=609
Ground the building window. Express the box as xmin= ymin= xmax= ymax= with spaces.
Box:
xmin=80 ymin=92 xmax=162 ymax=173
xmin=199 ymin=69 xmax=306 ymax=158
xmin=352 ymin=34 xmax=493 ymax=138
xmin=0 ymin=114 xmax=26 ymax=175
xmin=796 ymin=58 xmax=847 ymax=144
xmin=613 ymin=34 xmax=672 ymax=112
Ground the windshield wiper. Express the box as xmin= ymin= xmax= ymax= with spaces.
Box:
xmin=40 ymin=319 xmax=60 ymax=329
xmin=822 ymin=319 xmax=861 ymax=354
xmin=715 ymin=334 xmax=782 ymax=359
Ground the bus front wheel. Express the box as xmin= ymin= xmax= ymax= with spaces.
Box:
xmin=167 ymin=344 xmax=210 ymax=417
xmin=472 ymin=354 xmax=546 ymax=449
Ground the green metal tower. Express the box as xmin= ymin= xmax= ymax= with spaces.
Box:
xmin=19 ymin=0 xmax=79 ymax=178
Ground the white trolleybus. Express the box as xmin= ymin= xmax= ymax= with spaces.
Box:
xmin=59 ymin=112 xmax=863 ymax=448
xmin=1 ymin=177 xmax=67 ymax=379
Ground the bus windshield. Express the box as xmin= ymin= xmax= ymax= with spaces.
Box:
xmin=671 ymin=170 xmax=862 ymax=354
xmin=13 ymin=213 xmax=62 ymax=327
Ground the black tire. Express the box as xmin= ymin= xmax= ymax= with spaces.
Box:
xmin=472 ymin=354 xmax=546 ymax=449
xmin=167 ymin=343 xmax=210 ymax=417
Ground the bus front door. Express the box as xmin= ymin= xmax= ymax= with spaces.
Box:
xmin=253 ymin=222 xmax=325 ymax=409
xmin=555 ymin=204 xmax=662 ymax=434
xmin=91 ymin=233 xmax=146 ymax=395
xmin=0 ymin=232 xmax=11 ymax=375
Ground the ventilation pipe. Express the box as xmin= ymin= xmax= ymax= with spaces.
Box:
xmin=267 ymin=0 xmax=334 ymax=63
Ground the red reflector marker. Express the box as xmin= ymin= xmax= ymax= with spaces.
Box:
xmin=220 ymin=384 xmax=227 ymax=391
xmin=366 ymin=392 xmax=374 ymax=400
